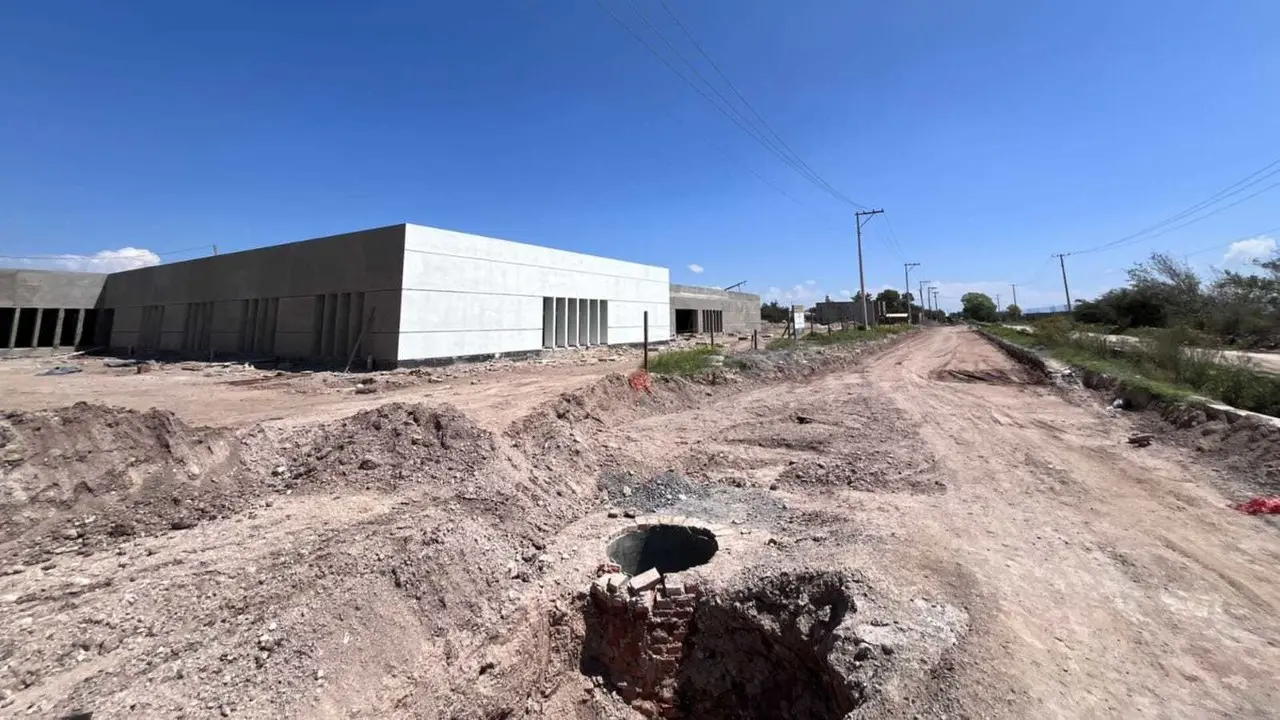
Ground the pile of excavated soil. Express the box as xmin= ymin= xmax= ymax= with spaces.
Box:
xmin=1146 ymin=404 xmax=1280 ymax=499
xmin=265 ymin=402 xmax=496 ymax=494
xmin=0 ymin=402 xmax=245 ymax=557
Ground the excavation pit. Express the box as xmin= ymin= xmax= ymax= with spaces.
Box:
xmin=607 ymin=524 xmax=718 ymax=576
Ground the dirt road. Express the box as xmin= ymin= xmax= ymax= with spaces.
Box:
xmin=598 ymin=326 xmax=1280 ymax=716
xmin=3 ymin=327 xmax=1278 ymax=718
xmin=867 ymin=327 xmax=1280 ymax=716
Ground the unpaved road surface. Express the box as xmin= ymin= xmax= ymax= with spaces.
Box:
xmin=2 ymin=327 xmax=1278 ymax=718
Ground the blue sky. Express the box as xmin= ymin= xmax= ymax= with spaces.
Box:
xmin=2 ymin=1 xmax=1278 ymax=312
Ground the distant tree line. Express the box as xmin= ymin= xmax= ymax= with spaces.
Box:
xmin=1072 ymin=251 xmax=1280 ymax=348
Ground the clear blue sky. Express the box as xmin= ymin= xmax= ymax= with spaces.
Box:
xmin=2 ymin=1 xmax=1278 ymax=311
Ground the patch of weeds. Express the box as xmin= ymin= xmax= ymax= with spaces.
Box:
xmin=647 ymin=345 xmax=720 ymax=376
xmin=1015 ymin=319 xmax=1280 ymax=415
xmin=984 ymin=325 xmax=1040 ymax=348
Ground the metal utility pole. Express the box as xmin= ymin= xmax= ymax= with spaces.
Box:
xmin=903 ymin=262 xmax=919 ymax=324
xmin=1052 ymin=253 xmax=1073 ymax=310
xmin=1010 ymin=283 xmax=1018 ymax=309
xmin=854 ymin=209 xmax=884 ymax=327
xmin=996 ymin=293 xmax=1002 ymax=311
xmin=918 ymin=279 xmax=930 ymax=321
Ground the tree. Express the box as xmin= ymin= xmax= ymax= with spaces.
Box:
xmin=1006 ymin=304 xmax=1023 ymax=320
xmin=1127 ymin=252 xmax=1203 ymax=325
xmin=874 ymin=289 xmax=907 ymax=313
xmin=760 ymin=301 xmax=788 ymax=323
xmin=960 ymin=292 xmax=998 ymax=322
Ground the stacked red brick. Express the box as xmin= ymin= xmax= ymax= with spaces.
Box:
xmin=586 ymin=562 xmax=701 ymax=718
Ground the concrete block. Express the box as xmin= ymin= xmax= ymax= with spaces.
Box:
xmin=627 ymin=568 xmax=661 ymax=593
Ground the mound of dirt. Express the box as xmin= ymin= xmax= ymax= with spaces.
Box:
xmin=277 ymin=402 xmax=495 ymax=494
xmin=0 ymin=402 xmax=243 ymax=556
xmin=1153 ymin=406 xmax=1280 ymax=498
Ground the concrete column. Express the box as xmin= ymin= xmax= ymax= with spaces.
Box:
xmin=51 ymin=309 xmax=65 ymax=348
xmin=320 ymin=294 xmax=336 ymax=356
xmin=30 ymin=309 xmax=43 ymax=348
xmin=6 ymin=308 xmax=19 ymax=348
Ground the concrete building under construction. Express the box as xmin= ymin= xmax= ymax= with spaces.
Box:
xmin=2 ymin=224 xmax=696 ymax=366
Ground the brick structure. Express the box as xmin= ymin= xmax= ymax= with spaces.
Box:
xmin=582 ymin=517 xmax=739 ymax=719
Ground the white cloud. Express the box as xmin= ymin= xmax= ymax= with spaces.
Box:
xmin=687 ymin=263 xmax=704 ymax=274
xmin=1223 ymin=236 xmax=1276 ymax=267
xmin=763 ymin=283 xmax=830 ymax=306
xmin=838 ymin=289 xmax=852 ymax=297
xmin=17 ymin=247 xmax=163 ymax=273
xmin=804 ymin=279 xmax=816 ymax=286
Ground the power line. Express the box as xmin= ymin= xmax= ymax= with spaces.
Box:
xmin=652 ymin=0 xmax=862 ymax=208
xmin=593 ymin=0 xmax=865 ymax=208
xmin=624 ymin=0 xmax=845 ymax=204
xmin=880 ymin=213 xmax=907 ymax=261
xmin=1071 ymin=156 xmax=1280 ymax=255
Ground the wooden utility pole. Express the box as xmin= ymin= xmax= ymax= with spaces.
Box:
xmin=903 ymin=262 xmax=920 ymax=324
xmin=918 ymin=279 xmax=930 ymax=319
xmin=855 ymin=209 xmax=884 ymax=327
xmin=1052 ymin=253 xmax=1073 ymax=310
xmin=930 ymin=287 xmax=939 ymax=315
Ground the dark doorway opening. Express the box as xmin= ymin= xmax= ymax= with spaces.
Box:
xmin=36 ymin=309 xmax=58 ymax=347
xmin=675 ymin=308 xmax=697 ymax=335
xmin=15 ymin=308 xmax=38 ymax=348
xmin=81 ymin=309 xmax=113 ymax=349
xmin=0 ymin=308 xmax=14 ymax=347
xmin=59 ymin=309 xmax=81 ymax=347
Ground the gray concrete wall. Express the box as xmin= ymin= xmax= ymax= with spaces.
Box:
xmin=0 ymin=269 xmax=107 ymax=309
xmin=99 ymin=225 xmax=406 ymax=364
xmin=0 ymin=270 xmax=108 ymax=355
xmin=813 ymin=300 xmax=876 ymax=326
xmin=669 ymin=285 xmax=760 ymax=336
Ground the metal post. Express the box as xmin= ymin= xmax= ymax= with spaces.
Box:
xmin=643 ymin=311 xmax=649 ymax=370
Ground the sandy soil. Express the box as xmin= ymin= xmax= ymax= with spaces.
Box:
xmin=2 ymin=327 xmax=1278 ymax=718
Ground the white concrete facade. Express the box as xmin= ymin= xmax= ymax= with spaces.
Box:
xmin=398 ymin=224 xmax=670 ymax=362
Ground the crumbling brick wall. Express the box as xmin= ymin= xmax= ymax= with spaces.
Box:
xmin=583 ymin=562 xmax=701 ymax=719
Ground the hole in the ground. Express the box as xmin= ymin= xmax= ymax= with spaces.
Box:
xmin=607 ymin=524 xmax=718 ymax=575
xmin=677 ymin=572 xmax=864 ymax=719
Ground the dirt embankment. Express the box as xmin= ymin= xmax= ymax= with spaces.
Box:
xmin=0 ymin=371 xmax=715 ymax=718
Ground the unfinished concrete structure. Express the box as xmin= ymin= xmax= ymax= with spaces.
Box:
xmin=812 ymin=298 xmax=877 ymax=327
xmin=90 ymin=224 xmax=671 ymax=366
xmin=0 ymin=269 xmax=112 ymax=358
xmin=669 ymin=284 xmax=759 ymax=337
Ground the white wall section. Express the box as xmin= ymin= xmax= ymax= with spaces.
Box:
xmin=399 ymin=224 xmax=670 ymax=361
